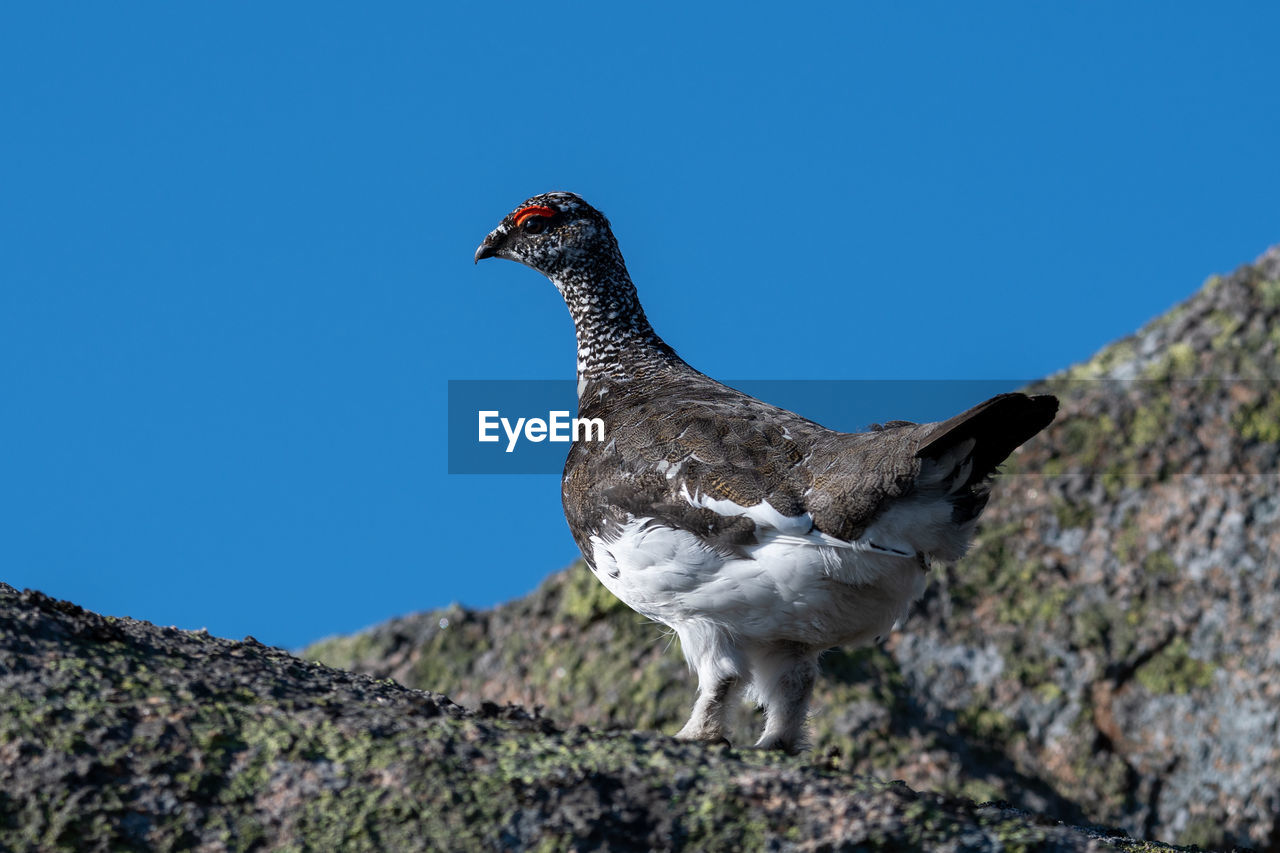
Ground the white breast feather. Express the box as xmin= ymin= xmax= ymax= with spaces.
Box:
xmin=589 ymin=481 xmax=933 ymax=647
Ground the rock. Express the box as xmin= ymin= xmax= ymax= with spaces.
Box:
xmin=0 ymin=585 xmax=1189 ymax=851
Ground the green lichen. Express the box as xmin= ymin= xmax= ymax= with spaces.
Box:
xmin=1129 ymin=397 xmax=1170 ymax=450
xmin=949 ymin=520 xmax=1022 ymax=610
xmin=956 ymin=706 xmax=1016 ymax=744
xmin=1233 ymin=389 xmax=1280 ymax=443
xmin=1257 ymin=278 xmax=1280 ymax=310
xmin=998 ymin=570 xmax=1071 ymax=628
xmin=1135 ymin=637 xmax=1215 ymax=695
xmin=1206 ymin=308 xmax=1244 ymax=352
xmin=560 ymin=564 xmax=627 ymax=625
xmin=1101 ymin=458 xmax=1139 ymax=498
xmin=305 ymin=625 xmax=402 ymax=673
xmin=1113 ymin=509 xmax=1143 ymax=567
xmin=1072 ymin=600 xmax=1142 ymax=666
xmin=1035 ymin=682 xmax=1064 ymax=703
xmin=1141 ymin=551 xmax=1177 ymax=579
xmin=1056 ymin=413 xmax=1116 ymax=469
xmin=1068 ymin=338 xmax=1138 ymax=380
xmin=1053 ymin=497 xmax=1094 ymax=529
xmin=1143 ymin=342 xmax=1197 ymax=380
xmin=1177 ymin=814 xmax=1229 ymax=850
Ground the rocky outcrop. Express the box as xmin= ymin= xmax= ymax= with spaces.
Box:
xmin=0 ymin=583 xmax=1189 ymax=851
xmin=308 ymin=247 xmax=1280 ymax=850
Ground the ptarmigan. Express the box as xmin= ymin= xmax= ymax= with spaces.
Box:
xmin=475 ymin=192 xmax=1057 ymax=753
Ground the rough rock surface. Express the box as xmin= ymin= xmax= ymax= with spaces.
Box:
xmin=308 ymin=247 xmax=1280 ymax=851
xmin=0 ymin=583 xmax=1189 ymax=851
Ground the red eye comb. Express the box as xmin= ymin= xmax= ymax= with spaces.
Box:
xmin=513 ymin=205 xmax=556 ymax=227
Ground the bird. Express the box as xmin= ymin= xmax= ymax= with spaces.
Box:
xmin=474 ymin=192 xmax=1058 ymax=753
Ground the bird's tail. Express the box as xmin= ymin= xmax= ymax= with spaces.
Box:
xmin=913 ymin=392 xmax=1059 ymax=523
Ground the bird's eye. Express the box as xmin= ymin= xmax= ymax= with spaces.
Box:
xmin=522 ymin=216 xmax=547 ymax=235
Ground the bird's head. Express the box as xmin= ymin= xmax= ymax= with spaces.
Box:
xmin=474 ymin=192 xmax=620 ymax=280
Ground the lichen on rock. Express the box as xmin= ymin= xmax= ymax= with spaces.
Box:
xmin=0 ymin=583 xmax=1190 ymax=851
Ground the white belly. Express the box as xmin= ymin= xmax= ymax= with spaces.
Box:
xmin=588 ymin=517 xmax=928 ymax=649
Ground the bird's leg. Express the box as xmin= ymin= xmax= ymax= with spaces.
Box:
xmin=672 ymin=624 xmax=743 ymax=744
xmin=674 ymin=673 xmax=736 ymax=744
xmin=750 ymin=644 xmax=819 ymax=754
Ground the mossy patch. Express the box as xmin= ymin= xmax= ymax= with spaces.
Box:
xmin=1256 ymin=277 xmax=1280 ymax=310
xmin=1233 ymin=388 xmax=1280 ymax=444
xmin=1053 ymin=496 xmax=1095 ymax=529
xmin=1067 ymin=339 xmax=1138 ymax=380
xmin=1143 ymin=342 xmax=1197 ymax=380
xmin=956 ymin=705 xmax=1017 ymax=744
xmin=559 ymin=564 xmax=627 ymax=626
xmin=1134 ymin=637 xmax=1215 ymax=695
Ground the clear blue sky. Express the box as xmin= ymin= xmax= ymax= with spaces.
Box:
xmin=3 ymin=5 xmax=1277 ymax=648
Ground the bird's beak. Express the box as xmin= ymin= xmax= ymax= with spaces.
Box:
xmin=474 ymin=231 xmax=501 ymax=264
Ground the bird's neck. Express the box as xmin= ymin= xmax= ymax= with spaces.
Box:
xmin=550 ymin=256 xmax=683 ymax=390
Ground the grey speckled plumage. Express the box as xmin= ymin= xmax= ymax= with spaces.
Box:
xmin=476 ymin=192 xmax=1057 ymax=752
